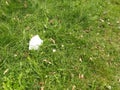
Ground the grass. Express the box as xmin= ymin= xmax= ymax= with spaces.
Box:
xmin=0 ymin=0 xmax=120 ymax=89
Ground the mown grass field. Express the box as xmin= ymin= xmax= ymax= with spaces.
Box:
xmin=0 ymin=0 xmax=120 ymax=90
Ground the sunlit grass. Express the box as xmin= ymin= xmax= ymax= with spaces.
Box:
xmin=0 ymin=0 xmax=120 ymax=89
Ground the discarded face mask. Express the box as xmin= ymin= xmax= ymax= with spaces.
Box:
xmin=29 ymin=35 xmax=43 ymax=50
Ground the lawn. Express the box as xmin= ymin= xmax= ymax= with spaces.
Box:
xmin=0 ymin=0 xmax=120 ymax=90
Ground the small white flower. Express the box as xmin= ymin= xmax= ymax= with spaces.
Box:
xmin=52 ymin=49 xmax=56 ymax=52
xmin=29 ymin=35 xmax=43 ymax=50
xmin=79 ymin=58 xmax=82 ymax=62
xmin=61 ymin=44 xmax=64 ymax=47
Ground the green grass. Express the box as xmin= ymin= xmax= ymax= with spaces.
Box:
xmin=0 ymin=0 xmax=120 ymax=90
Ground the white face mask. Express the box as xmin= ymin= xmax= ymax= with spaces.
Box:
xmin=29 ymin=35 xmax=43 ymax=50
